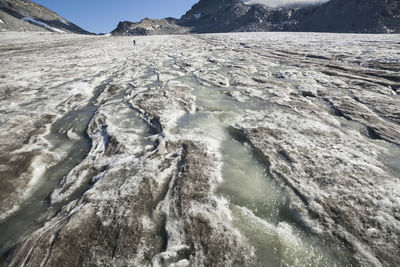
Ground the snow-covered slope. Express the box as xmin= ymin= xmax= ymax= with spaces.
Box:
xmin=0 ymin=0 xmax=90 ymax=34
xmin=0 ymin=31 xmax=399 ymax=266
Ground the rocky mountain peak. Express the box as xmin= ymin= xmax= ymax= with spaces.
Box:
xmin=0 ymin=0 xmax=90 ymax=34
xmin=111 ymin=0 xmax=400 ymax=35
xmin=112 ymin=17 xmax=189 ymax=36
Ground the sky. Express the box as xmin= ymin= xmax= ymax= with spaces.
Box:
xmin=32 ymin=0 xmax=199 ymax=34
xmin=32 ymin=0 xmax=329 ymax=34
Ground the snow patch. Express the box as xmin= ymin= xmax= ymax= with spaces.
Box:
xmin=67 ymin=82 xmax=94 ymax=97
xmin=21 ymin=17 xmax=65 ymax=33
xmin=243 ymin=0 xmax=329 ymax=8
xmin=24 ymin=156 xmax=47 ymax=198
xmin=59 ymin=19 xmax=69 ymax=25
xmin=170 ymin=259 xmax=190 ymax=267
xmin=0 ymin=18 xmax=4 ymax=24
xmin=67 ymin=129 xmax=81 ymax=140
xmin=194 ymin=13 xmax=202 ymax=19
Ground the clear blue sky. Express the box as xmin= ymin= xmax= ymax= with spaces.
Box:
xmin=32 ymin=0 xmax=199 ymax=34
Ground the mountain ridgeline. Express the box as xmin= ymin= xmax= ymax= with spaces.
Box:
xmin=0 ymin=0 xmax=90 ymax=34
xmin=112 ymin=0 xmax=400 ymax=35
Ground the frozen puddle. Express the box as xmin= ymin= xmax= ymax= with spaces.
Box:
xmin=175 ymin=76 xmax=351 ymax=266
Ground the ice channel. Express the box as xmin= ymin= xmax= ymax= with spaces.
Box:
xmin=0 ymin=83 xmax=112 ymax=254
xmin=173 ymin=74 xmax=352 ymax=266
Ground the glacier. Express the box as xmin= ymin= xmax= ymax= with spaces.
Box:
xmin=0 ymin=31 xmax=399 ymax=266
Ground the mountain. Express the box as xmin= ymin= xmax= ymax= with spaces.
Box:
xmin=181 ymin=0 xmax=400 ymax=33
xmin=112 ymin=0 xmax=400 ymax=35
xmin=0 ymin=0 xmax=90 ymax=34
xmin=297 ymin=0 xmax=400 ymax=33
xmin=179 ymin=0 xmax=302 ymax=33
xmin=111 ymin=17 xmax=189 ymax=36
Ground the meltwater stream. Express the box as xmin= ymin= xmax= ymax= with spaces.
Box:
xmin=174 ymin=74 xmax=352 ymax=266
xmin=0 ymin=84 xmax=106 ymax=254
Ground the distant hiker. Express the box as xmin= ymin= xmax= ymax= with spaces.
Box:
xmin=133 ymin=40 xmax=136 ymax=45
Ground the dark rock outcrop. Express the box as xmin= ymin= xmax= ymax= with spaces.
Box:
xmin=111 ymin=17 xmax=189 ymax=36
xmin=181 ymin=0 xmax=400 ymax=33
xmin=297 ymin=0 xmax=400 ymax=33
xmin=112 ymin=0 xmax=400 ymax=35
xmin=0 ymin=0 xmax=90 ymax=34
xmin=180 ymin=0 xmax=300 ymax=32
